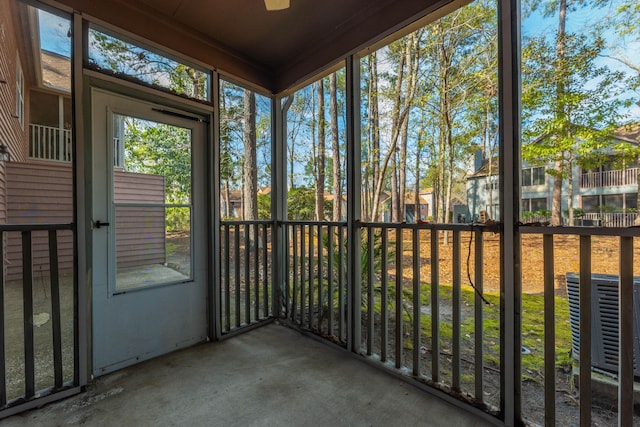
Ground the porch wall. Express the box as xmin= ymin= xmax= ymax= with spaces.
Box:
xmin=4 ymin=164 xmax=166 ymax=281
xmin=0 ymin=0 xmax=29 ymax=165
xmin=5 ymin=162 xmax=73 ymax=281
xmin=113 ymin=170 xmax=166 ymax=268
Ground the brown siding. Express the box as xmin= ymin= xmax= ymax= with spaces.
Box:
xmin=0 ymin=0 xmax=29 ymax=165
xmin=114 ymin=170 xmax=165 ymax=202
xmin=5 ymin=162 xmax=73 ymax=281
xmin=114 ymin=170 xmax=166 ymax=268
xmin=115 ymin=206 xmax=166 ymax=268
xmin=4 ymin=165 xmax=167 ymax=281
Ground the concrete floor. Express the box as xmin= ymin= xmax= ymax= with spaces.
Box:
xmin=3 ymin=324 xmax=495 ymax=427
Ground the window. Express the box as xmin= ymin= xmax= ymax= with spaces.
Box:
xmin=522 ymin=166 xmax=545 ymax=186
xmin=88 ymin=26 xmax=210 ymax=102
xmin=522 ymin=197 xmax=547 ymax=212
xmin=16 ymin=55 xmax=24 ymax=126
xmin=581 ymin=195 xmax=599 ymax=212
xmin=484 ymin=181 xmax=499 ymax=190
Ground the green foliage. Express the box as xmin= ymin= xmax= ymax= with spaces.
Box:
xmin=534 ymin=209 xmax=552 ymax=219
xmin=287 ymin=187 xmax=332 ymax=220
xmin=522 ymin=211 xmax=535 ymax=220
xmin=287 ymin=187 xmax=315 ymax=220
xmin=257 ymin=193 xmax=271 ymax=220
xmin=124 ymin=119 xmax=192 ymax=204
xmin=564 ymin=207 xmax=585 ymax=218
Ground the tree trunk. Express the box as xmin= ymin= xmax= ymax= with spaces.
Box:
xmin=370 ymin=53 xmax=381 ymax=221
xmin=551 ymin=0 xmax=567 ymax=226
xmin=369 ymin=41 xmax=419 ymax=223
xmin=390 ymin=41 xmax=406 ymax=223
xmin=330 ymin=73 xmax=342 ymax=221
xmin=224 ymin=179 xmax=231 ymax=217
xmin=316 ymin=79 xmax=326 ymax=221
xmin=243 ymin=90 xmax=257 ymax=220
xmin=398 ymin=34 xmax=417 ymax=222
xmin=414 ymin=146 xmax=421 ymax=222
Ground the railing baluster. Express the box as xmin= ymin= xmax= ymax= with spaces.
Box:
xmin=0 ymin=230 xmax=5 ymax=406
xmin=543 ymin=234 xmax=555 ymax=426
xmin=317 ymin=225 xmax=323 ymax=332
xmin=367 ymin=227 xmax=374 ymax=355
xmin=619 ymin=236 xmax=633 ymax=427
xmin=452 ymin=230 xmax=461 ymax=392
xmin=301 ymin=225 xmax=306 ymax=327
xmin=224 ymin=225 xmax=230 ymax=332
xmin=412 ymin=228 xmax=420 ymax=377
xmin=23 ymin=231 xmax=35 ymax=398
xmin=338 ymin=226 xmax=345 ymax=342
xmin=474 ymin=229 xmax=484 ymax=401
xmin=579 ymin=235 xmax=592 ymax=426
xmin=263 ymin=224 xmax=269 ymax=318
xmin=234 ymin=224 xmax=241 ymax=328
xmin=431 ymin=229 xmax=440 ymax=382
xmin=395 ymin=228 xmax=403 ymax=369
xmin=245 ymin=225 xmax=251 ymax=325
xmin=309 ymin=225 xmax=315 ymax=330
xmin=327 ymin=225 xmax=334 ymax=336
xmin=292 ymin=225 xmax=298 ymax=322
xmin=381 ymin=228 xmax=388 ymax=362
xmin=48 ymin=230 xmax=63 ymax=389
xmin=254 ymin=224 xmax=260 ymax=322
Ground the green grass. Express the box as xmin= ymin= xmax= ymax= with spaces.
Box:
xmin=363 ymin=281 xmax=572 ymax=383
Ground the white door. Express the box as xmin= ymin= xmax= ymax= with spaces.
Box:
xmin=91 ymin=89 xmax=207 ymax=376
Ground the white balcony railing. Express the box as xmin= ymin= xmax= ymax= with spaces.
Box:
xmin=581 ymin=212 xmax=638 ymax=227
xmin=29 ymin=124 xmax=72 ymax=163
xmin=581 ymin=168 xmax=638 ymax=188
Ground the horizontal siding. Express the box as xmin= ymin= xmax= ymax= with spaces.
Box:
xmin=5 ymin=232 xmax=73 ymax=282
xmin=3 ymin=164 xmax=167 ymax=279
xmin=114 ymin=170 xmax=165 ymax=203
xmin=115 ymin=205 xmax=165 ymax=268
xmin=0 ymin=1 xmax=28 ymax=164
xmin=5 ymin=162 xmax=73 ymax=280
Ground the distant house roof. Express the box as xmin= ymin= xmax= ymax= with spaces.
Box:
xmin=40 ymin=50 xmax=71 ymax=92
xmin=466 ymin=157 xmax=499 ymax=179
xmin=612 ymin=124 xmax=640 ymax=145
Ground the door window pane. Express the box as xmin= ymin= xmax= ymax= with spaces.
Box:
xmin=113 ymin=114 xmax=192 ymax=291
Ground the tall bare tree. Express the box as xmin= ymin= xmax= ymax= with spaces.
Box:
xmin=316 ymin=79 xmax=326 ymax=221
xmin=330 ymin=73 xmax=342 ymax=221
xmin=243 ymin=89 xmax=257 ymax=220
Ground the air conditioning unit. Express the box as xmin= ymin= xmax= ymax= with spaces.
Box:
xmin=566 ymin=272 xmax=640 ymax=378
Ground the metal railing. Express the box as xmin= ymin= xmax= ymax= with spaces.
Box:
xmin=519 ymin=225 xmax=639 ymax=426
xmin=0 ymin=223 xmax=78 ymax=418
xmin=580 ymin=168 xmax=638 ymax=188
xmin=283 ymin=222 xmax=348 ymax=343
xmin=278 ymin=219 xmax=640 ymax=425
xmin=29 ymin=124 xmax=72 ymax=163
xmin=219 ymin=221 xmax=273 ymax=334
xmin=282 ymin=221 xmax=498 ymax=412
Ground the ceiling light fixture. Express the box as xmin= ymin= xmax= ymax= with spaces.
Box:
xmin=264 ymin=0 xmax=290 ymax=11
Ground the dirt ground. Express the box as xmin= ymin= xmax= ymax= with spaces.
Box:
xmin=414 ymin=231 xmax=640 ymax=296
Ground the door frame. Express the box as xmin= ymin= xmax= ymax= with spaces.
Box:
xmin=82 ymin=73 xmax=215 ymax=377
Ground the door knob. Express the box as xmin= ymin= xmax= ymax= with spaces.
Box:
xmin=93 ymin=220 xmax=110 ymax=229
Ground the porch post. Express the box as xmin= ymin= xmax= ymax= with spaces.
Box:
xmin=498 ymin=0 xmax=522 ymax=424
xmin=72 ymin=11 xmax=88 ymax=388
xmin=272 ymin=95 xmax=291 ymax=319
xmin=346 ymin=55 xmax=362 ymax=353
xmin=211 ymin=70 xmax=222 ymax=340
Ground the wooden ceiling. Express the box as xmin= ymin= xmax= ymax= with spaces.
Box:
xmin=53 ymin=0 xmax=453 ymax=94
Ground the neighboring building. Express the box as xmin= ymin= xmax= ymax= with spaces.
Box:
xmin=0 ymin=3 xmax=166 ymax=279
xmin=466 ymin=126 xmax=640 ymax=226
